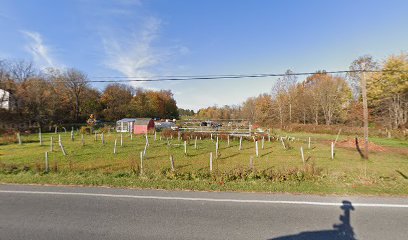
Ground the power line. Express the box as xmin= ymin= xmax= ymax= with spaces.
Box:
xmin=43 ymin=69 xmax=408 ymax=84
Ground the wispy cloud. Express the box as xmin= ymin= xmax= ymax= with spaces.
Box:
xmin=102 ymin=17 xmax=162 ymax=83
xmin=21 ymin=30 xmax=60 ymax=68
xmin=101 ymin=16 xmax=189 ymax=87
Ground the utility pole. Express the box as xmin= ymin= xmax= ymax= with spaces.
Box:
xmin=361 ymin=69 xmax=369 ymax=159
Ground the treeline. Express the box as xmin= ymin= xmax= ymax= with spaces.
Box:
xmin=197 ymin=54 xmax=408 ymax=129
xmin=0 ymin=60 xmax=179 ymax=128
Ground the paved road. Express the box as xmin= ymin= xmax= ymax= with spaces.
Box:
xmin=0 ymin=184 xmax=407 ymax=240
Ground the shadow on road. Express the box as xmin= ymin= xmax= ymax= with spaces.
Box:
xmin=268 ymin=200 xmax=356 ymax=240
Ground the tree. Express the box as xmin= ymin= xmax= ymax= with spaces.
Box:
xmin=368 ymin=53 xmax=408 ymax=129
xmin=60 ymin=69 xmax=89 ymax=121
xmin=101 ymin=84 xmax=134 ymax=121
xmin=305 ymin=72 xmax=352 ymax=125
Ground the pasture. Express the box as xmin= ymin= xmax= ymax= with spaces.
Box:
xmin=0 ymin=130 xmax=407 ymax=195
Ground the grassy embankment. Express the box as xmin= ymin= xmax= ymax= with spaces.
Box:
xmin=0 ymin=131 xmax=407 ymax=195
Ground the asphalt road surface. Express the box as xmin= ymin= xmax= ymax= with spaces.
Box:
xmin=0 ymin=184 xmax=407 ymax=240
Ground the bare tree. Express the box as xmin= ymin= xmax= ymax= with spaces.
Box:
xmin=61 ymin=69 xmax=89 ymax=121
xmin=9 ymin=60 xmax=36 ymax=83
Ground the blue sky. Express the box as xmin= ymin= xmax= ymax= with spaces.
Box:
xmin=0 ymin=0 xmax=407 ymax=110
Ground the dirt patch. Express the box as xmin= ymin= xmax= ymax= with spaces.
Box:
xmin=336 ymin=138 xmax=386 ymax=152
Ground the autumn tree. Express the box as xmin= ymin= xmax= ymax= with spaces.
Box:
xmin=101 ymin=84 xmax=134 ymax=121
xmin=59 ymin=69 xmax=89 ymax=121
xmin=368 ymin=54 xmax=408 ymax=129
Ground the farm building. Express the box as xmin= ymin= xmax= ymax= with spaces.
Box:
xmin=155 ymin=121 xmax=177 ymax=131
xmin=116 ymin=118 xmax=155 ymax=134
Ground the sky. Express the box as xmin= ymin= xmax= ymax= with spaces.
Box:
xmin=0 ymin=0 xmax=407 ymax=111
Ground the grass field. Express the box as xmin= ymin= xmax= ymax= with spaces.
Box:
xmin=0 ymin=131 xmax=407 ymax=195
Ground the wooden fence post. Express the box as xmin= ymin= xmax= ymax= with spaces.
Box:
xmin=239 ymin=136 xmax=242 ymax=150
xmin=331 ymin=142 xmax=335 ymax=159
xmin=50 ymin=136 xmax=53 ymax=152
xmin=184 ymin=141 xmax=187 ymax=155
xmin=261 ymin=136 xmax=264 ymax=150
xmin=120 ymin=134 xmax=123 ymax=147
xmin=71 ymin=130 xmax=74 ymax=141
xmin=101 ymin=133 xmax=105 ymax=144
xmin=81 ymin=134 xmax=85 ymax=146
xmin=194 ymin=136 xmax=197 ymax=149
xmin=300 ymin=146 xmax=305 ymax=164
xmin=227 ymin=135 xmax=230 ymax=147
xmin=308 ymin=137 xmax=311 ymax=149
xmin=170 ymin=155 xmax=175 ymax=171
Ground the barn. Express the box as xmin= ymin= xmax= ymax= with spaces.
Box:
xmin=133 ymin=118 xmax=155 ymax=134
xmin=116 ymin=118 xmax=155 ymax=134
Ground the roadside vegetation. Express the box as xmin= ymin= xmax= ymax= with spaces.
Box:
xmin=1 ymin=131 xmax=407 ymax=195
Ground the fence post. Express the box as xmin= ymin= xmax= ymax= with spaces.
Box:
xmin=261 ymin=136 xmax=264 ymax=150
xmin=215 ymin=141 xmax=219 ymax=158
xmin=45 ymin=152 xmax=49 ymax=172
xmin=239 ymin=136 xmax=242 ymax=150
xmin=71 ymin=130 xmax=74 ymax=141
xmin=140 ymin=151 xmax=143 ymax=174
xmin=255 ymin=140 xmax=259 ymax=157
xmin=280 ymin=137 xmax=286 ymax=149
xmin=143 ymin=142 xmax=148 ymax=157
xmin=101 ymin=133 xmax=105 ymax=144
xmin=194 ymin=136 xmax=197 ymax=149
xmin=308 ymin=137 xmax=311 ymax=149
xmin=184 ymin=141 xmax=187 ymax=155
xmin=50 ymin=136 xmax=53 ymax=152
xmin=331 ymin=142 xmax=335 ymax=159
xmin=227 ymin=135 xmax=230 ymax=147
xmin=170 ymin=155 xmax=175 ymax=171
xmin=145 ymin=134 xmax=149 ymax=147
xmin=300 ymin=146 xmax=305 ymax=164
xmin=210 ymin=152 xmax=213 ymax=172
xmin=154 ymin=131 xmax=157 ymax=141
xmin=114 ymin=139 xmax=117 ymax=154
xmin=39 ymin=128 xmax=42 ymax=146
xmin=120 ymin=134 xmax=123 ymax=147
xmin=59 ymin=139 xmax=67 ymax=156
xmin=81 ymin=134 xmax=85 ymax=146
xmin=17 ymin=132 xmax=22 ymax=145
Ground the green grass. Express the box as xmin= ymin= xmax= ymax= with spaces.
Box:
xmin=0 ymin=131 xmax=407 ymax=195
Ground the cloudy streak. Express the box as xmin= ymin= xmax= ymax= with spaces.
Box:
xmin=21 ymin=30 xmax=59 ymax=68
xmin=102 ymin=17 xmax=162 ymax=85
